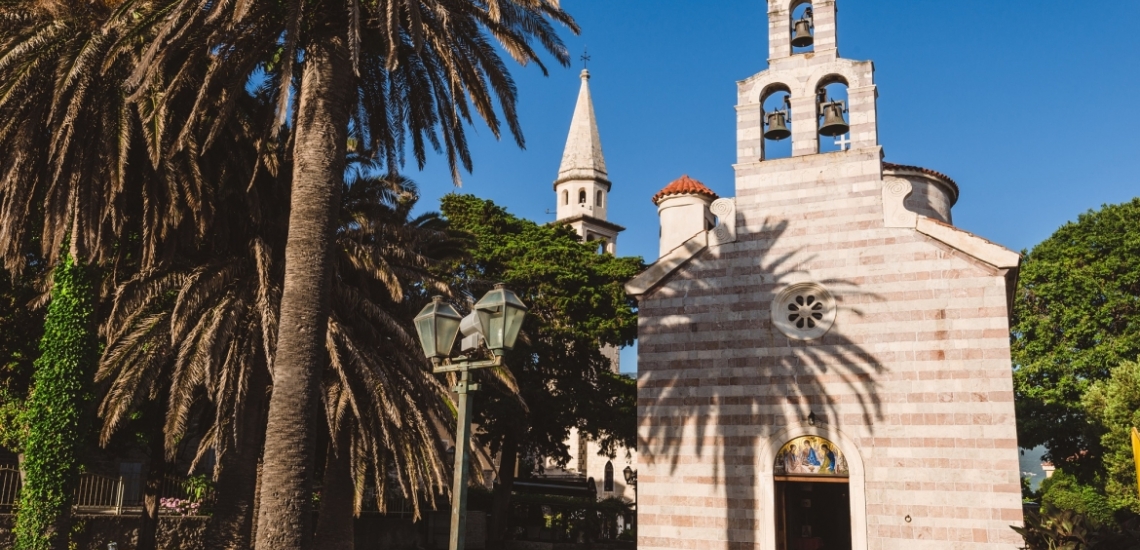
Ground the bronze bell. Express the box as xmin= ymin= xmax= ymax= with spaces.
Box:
xmin=791 ymin=17 xmax=814 ymax=48
xmin=819 ymin=100 xmax=849 ymax=137
xmin=764 ymin=109 xmax=791 ymax=141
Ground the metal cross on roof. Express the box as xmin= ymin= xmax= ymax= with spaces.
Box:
xmin=581 ymin=48 xmax=591 ymax=69
xmin=835 ymin=134 xmax=852 ymax=151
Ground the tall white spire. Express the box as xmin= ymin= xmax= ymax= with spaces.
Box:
xmin=556 ymin=69 xmax=609 ymax=186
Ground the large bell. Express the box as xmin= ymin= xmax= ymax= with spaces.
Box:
xmin=819 ymin=101 xmax=849 ymax=137
xmin=791 ymin=18 xmax=814 ymax=48
xmin=764 ymin=110 xmax=791 ymax=141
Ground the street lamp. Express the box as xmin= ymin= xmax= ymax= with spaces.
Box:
xmin=413 ymin=284 xmax=527 ymax=550
xmin=622 ymin=466 xmax=637 ymax=535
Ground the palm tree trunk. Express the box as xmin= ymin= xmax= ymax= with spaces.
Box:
xmin=314 ymin=428 xmax=354 ymax=550
xmin=252 ymin=25 xmax=353 ymax=550
xmin=137 ymin=421 xmax=167 ymax=550
xmin=490 ymin=433 xmax=519 ymax=545
xmin=205 ymin=367 xmax=270 ymax=549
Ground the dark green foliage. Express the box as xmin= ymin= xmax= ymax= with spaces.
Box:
xmin=0 ymin=264 xmax=44 ymax=397
xmin=1012 ymin=198 xmax=1140 ymax=478
xmin=0 ymin=260 xmax=46 ymax=452
xmin=14 ymin=254 xmax=98 ymax=550
xmin=510 ymin=493 xmax=634 ymax=542
xmin=1013 ymin=508 xmax=1140 ymax=549
xmin=439 ymin=193 xmax=642 ymax=462
xmin=1082 ymin=360 xmax=1140 ymax=514
xmin=1039 ymin=470 xmax=1116 ymax=525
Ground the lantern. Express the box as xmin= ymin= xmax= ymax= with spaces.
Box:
xmin=413 ymin=296 xmax=463 ymax=360
xmin=473 ymin=284 xmax=528 ymax=354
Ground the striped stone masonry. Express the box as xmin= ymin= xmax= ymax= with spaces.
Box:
xmin=631 ymin=2 xmax=1023 ymax=549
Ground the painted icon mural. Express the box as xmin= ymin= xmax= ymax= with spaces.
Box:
xmin=774 ymin=436 xmax=849 ymax=476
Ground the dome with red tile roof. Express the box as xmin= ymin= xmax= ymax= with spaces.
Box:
xmin=651 ymin=175 xmax=719 ymax=205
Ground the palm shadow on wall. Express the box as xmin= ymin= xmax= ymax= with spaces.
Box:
xmin=638 ymin=214 xmax=886 ymax=547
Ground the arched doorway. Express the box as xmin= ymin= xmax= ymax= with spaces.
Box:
xmin=773 ymin=435 xmax=851 ymax=550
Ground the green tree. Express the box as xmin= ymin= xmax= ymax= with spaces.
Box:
xmin=1012 ymin=198 xmax=1140 ymax=478
xmin=14 ymin=253 xmax=98 ymax=550
xmin=1082 ymin=360 xmax=1140 ymax=514
xmin=1038 ymin=469 xmax=1116 ymax=525
xmin=0 ymin=255 xmax=45 ymax=453
xmin=438 ymin=193 xmax=641 ymax=544
xmin=113 ymin=3 xmax=580 ymax=546
xmin=0 ymin=2 xmax=230 ymax=545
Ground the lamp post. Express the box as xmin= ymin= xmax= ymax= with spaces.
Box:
xmin=623 ymin=466 xmax=637 ymax=534
xmin=414 ymin=285 xmax=527 ymax=550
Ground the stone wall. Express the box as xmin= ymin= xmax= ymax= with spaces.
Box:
xmin=0 ymin=514 xmax=429 ymax=549
xmin=635 ymin=145 xmax=1023 ymax=550
xmin=0 ymin=514 xmax=207 ymax=550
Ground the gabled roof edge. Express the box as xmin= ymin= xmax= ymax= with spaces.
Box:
xmin=915 ymin=216 xmax=1020 ymax=269
xmin=624 ymin=231 xmax=708 ymax=297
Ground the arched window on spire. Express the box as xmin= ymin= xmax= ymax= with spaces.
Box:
xmin=563 ymin=190 xmax=569 ymax=205
xmin=596 ymin=191 xmax=603 ymax=207
xmin=761 ymin=84 xmax=793 ymax=161
xmin=604 ymin=461 xmax=614 ymax=492
xmin=579 ymin=189 xmax=587 ymax=204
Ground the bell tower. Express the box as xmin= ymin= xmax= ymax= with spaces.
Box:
xmin=553 ymin=69 xmax=624 ymax=254
xmin=738 ymin=0 xmax=878 ymax=161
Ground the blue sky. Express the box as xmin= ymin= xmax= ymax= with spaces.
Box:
xmin=409 ymin=1 xmax=1140 ymax=373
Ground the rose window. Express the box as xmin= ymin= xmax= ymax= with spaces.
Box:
xmin=770 ymin=282 xmax=836 ymax=340
xmin=787 ymin=294 xmax=825 ymax=329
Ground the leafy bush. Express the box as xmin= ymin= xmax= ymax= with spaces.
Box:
xmin=1039 ymin=470 xmax=1116 ymax=525
xmin=1013 ymin=508 xmax=1140 ymax=549
xmin=183 ymin=474 xmax=213 ymax=503
xmin=509 ymin=493 xmax=633 ymax=542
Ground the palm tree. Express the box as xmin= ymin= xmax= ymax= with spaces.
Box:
xmin=0 ymin=0 xmax=226 ymax=274
xmin=0 ymin=2 xmax=231 ymax=547
xmin=99 ymin=171 xmax=465 ymax=549
xmin=110 ymin=2 xmax=580 ymax=546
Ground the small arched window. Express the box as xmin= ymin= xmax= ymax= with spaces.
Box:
xmin=603 ymin=461 xmax=614 ymax=492
xmin=595 ymin=191 xmax=603 ymax=207
xmin=816 ymin=77 xmax=851 ymax=154
xmin=562 ymin=190 xmax=568 ymax=205
xmin=790 ymin=2 xmax=815 ymax=53
xmin=578 ymin=189 xmax=587 ymax=204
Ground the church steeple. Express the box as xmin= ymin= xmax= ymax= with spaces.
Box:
xmin=553 ymin=69 xmax=623 ymax=254
xmin=556 ymin=69 xmax=609 ymax=189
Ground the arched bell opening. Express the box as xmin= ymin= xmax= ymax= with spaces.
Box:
xmin=790 ymin=1 xmax=815 ymax=54
xmin=816 ymin=76 xmax=851 ymax=154
xmin=761 ymin=83 xmax=793 ymax=161
xmin=773 ymin=435 xmax=852 ymax=550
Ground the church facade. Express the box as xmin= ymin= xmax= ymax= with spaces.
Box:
xmin=626 ymin=1 xmax=1024 ymax=549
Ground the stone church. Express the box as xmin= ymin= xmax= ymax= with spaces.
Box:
xmin=626 ymin=1 xmax=1024 ymax=549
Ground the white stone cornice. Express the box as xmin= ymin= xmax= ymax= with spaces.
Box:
xmin=915 ymin=216 xmax=1021 ymax=269
xmin=624 ymin=231 xmax=708 ymax=297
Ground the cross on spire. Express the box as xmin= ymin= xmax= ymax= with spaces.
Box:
xmin=580 ymin=47 xmax=591 ymax=69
